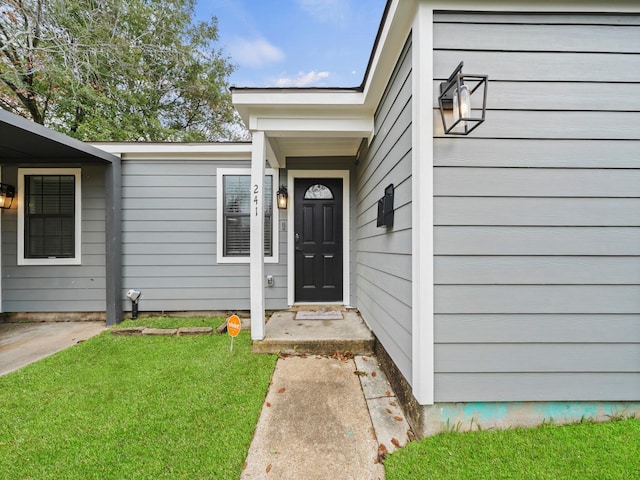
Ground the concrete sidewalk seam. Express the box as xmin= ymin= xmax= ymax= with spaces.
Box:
xmin=354 ymin=355 xmax=414 ymax=460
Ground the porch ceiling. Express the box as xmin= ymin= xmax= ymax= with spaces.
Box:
xmin=269 ymin=136 xmax=364 ymax=158
xmin=0 ymin=110 xmax=119 ymax=164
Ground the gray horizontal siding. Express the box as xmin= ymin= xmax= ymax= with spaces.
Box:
xmin=435 ymin=168 xmax=640 ymax=197
xmin=6 ymin=289 xmax=105 ymax=302
xmin=434 ymin=110 xmax=640 ymax=140
xmin=435 ymin=13 xmax=640 ymax=25
xmin=436 ymin=257 xmax=640 ymax=284
xmin=436 ymin=344 xmax=640 ymax=373
xmin=122 ymin=231 xmax=215 ymax=244
xmin=433 ymin=81 xmax=640 ymax=112
xmin=434 ymin=139 xmax=640 ymax=168
xmin=121 ymin=158 xmax=287 ymax=313
xmin=356 ymin=34 xmax=413 ymax=384
xmin=358 ymin=228 xmax=412 ymax=255
xmin=433 ymin=12 xmax=640 ymax=403
xmin=435 ymin=227 xmax=640 ymax=255
xmin=6 ymin=277 xmax=106 ymax=290
xmin=435 ymin=315 xmax=640 ymax=343
xmin=435 ymin=374 xmax=640 ymax=402
xmin=356 ymin=251 xmax=412 ymax=280
xmin=7 ymin=301 xmax=108 ymax=312
xmin=2 ymin=165 xmax=107 ymax=313
xmin=122 ymin=185 xmax=216 ymax=199
xmin=435 ymin=286 xmax=640 ymax=314
xmin=436 ymin=51 xmax=640 ymax=83
xmin=123 ymin=220 xmax=215 ymax=232
xmin=435 ymin=22 xmax=640 ymax=53
xmin=435 ymin=198 xmax=640 ymax=226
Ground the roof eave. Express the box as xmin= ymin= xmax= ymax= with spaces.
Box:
xmin=0 ymin=109 xmax=120 ymax=164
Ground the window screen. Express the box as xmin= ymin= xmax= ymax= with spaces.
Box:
xmin=24 ymin=175 xmax=76 ymax=258
xmin=223 ymin=175 xmax=272 ymax=256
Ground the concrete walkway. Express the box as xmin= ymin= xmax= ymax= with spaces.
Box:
xmin=0 ymin=322 xmax=105 ymax=376
xmin=242 ymin=354 xmax=413 ymax=480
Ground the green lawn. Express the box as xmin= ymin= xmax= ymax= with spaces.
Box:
xmin=0 ymin=318 xmax=277 ymax=479
xmin=385 ymin=419 xmax=640 ymax=480
xmin=117 ymin=316 xmax=226 ymax=329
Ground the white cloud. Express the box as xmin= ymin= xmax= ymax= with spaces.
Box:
xmin=275 ymin=71 xmax=331 ymax=88
xmin=229 ymin=37 xmax=285 ymax=69
xmin=296 ymin=0 xmax=350 ymax=27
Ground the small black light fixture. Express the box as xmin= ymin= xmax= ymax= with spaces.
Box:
xmin=0 ymin=183 xmax=15 ymax=209
xmin=438 ymin=62 xmax=488 ymax=135
xmin=276 ymin=185 xmax=288 ymax=209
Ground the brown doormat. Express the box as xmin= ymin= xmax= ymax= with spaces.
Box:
xmin=295 ymin=310 xmax=344 ymax=320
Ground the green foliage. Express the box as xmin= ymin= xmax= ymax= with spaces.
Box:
xmin=0 ymin=0 xmax=244 ymax=141
xmin=0 ymin=329 xmax=276 ymax=479
xmin=385 ymin=420 xmax=640 ymax=480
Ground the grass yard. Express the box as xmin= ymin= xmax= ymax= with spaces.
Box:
xmin=385 ymin=418 xmax=640 ymax=480
xmin=0 ymin=317 xmax=277 ymax=479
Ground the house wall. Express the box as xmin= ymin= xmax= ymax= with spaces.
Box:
xmin=432 ymin=12 xmax=640 ymax=402
xmin=121 ymin=157 xmax=287 ymax=312
xmin=356 ymin=35 xmax=413 ymax=382
xmin=2 ymin=164 xmax=107 ymax=313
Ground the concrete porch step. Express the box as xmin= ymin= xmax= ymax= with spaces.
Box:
xmin=252 ymin=310 xmax=375 ymax=355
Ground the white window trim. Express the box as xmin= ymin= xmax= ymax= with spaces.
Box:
xmin=216 ymin=167 xmax=279 ymax=264
xmin=17 ymin=168 xmax=82 ymax=266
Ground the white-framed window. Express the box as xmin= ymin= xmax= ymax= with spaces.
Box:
xmin=17 ymin=168 xmax=82 ymax=266
xmin=216 ymin=168 xmax=278 ymax=264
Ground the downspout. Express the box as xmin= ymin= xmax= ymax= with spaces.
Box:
xmin=104 ymin=156 xmax=123 ymax=326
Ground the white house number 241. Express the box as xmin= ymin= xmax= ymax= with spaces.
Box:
xmin=253 ymin=184 xmax=259 ymax=216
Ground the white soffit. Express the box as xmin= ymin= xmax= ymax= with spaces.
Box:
xmin=91 ymin=142 xmax=252 ymax=160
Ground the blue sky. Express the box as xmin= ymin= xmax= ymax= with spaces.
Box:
xmin=195 ymin=0 xmax=387 ymax=88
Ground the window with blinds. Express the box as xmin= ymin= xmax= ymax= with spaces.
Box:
xmin=24 ymin=175 xmax=76 ymax=258
xmin=223 ymin=174 xmax=273 ymax=257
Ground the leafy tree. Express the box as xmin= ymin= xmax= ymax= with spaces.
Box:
xmin=0 ymin=0 xmax=244 ymax=141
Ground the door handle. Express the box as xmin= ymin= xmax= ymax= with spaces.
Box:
xmin=295 ymin=233 xmax=302 ymax=251
xmin=295 ymin=233 xmax=300 ymax=243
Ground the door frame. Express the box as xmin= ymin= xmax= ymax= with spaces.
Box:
xmin=287 ymin=170 xmax=350 ymax=306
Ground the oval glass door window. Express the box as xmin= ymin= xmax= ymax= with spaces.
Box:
xmin=303 ymin=184 xmax=334 ymax=200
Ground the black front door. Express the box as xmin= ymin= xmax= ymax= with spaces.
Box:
xmin=294 ymin=178 xmax=343 ymax=302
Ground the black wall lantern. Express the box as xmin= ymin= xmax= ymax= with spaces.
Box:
xmin=438 ymin=62 xmax=488 ymax=135
xmin=276 ymin=185 xmax=288 ymax=209
xmin=0 ymin=183 xmax=15 ymax=209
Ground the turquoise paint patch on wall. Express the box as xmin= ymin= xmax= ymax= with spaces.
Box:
xmin=532 ymin=402 xmax=600 ymax=421
xmin=424 ymin=401 xmax=640 ymax=436
xmin=440 ymin=402 xmax=520 ymax=423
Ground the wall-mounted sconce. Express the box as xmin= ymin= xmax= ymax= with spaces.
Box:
xmin=0 ymin=183 xmax=15 ymax=209
xmin=438 ymin=62 xmax=488 ymax=135
xmin=276 ymin=185 xmax=288 ymax=209
xmin=376 ymin=184 xmax=394 ymax=228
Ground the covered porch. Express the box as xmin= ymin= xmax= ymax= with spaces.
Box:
xmin=0 ymin=110 xmax=123 ymax=326
xmin=231 ymin=88 xmax=375 ymax=341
